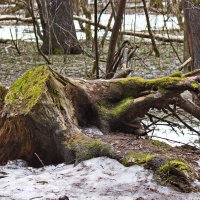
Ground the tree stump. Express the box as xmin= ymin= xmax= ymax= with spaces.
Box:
xmin=0 ymin=66 xmax=200 ymax=168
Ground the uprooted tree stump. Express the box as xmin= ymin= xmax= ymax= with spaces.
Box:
xmin=1 ymin=66 xmax=200 ymax=166
xmin=1 ymin=66 xmax=200 ymax=191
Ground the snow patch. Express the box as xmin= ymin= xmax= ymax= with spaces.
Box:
xmin=0 ymin=157 xmax=200 ymax=200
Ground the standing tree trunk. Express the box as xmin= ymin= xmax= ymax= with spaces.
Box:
xmin=36 ymin=0 xmax=81 ymax=55
xmin=183 ymin=0 xmax=200 ymax=70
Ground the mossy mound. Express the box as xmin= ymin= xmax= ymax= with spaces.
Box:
xmin=157 ymin=160 xmax=190 ymax=175
xmin=68 ymin=136 xmax=116 ymax=164
xmin=156 ymin=160 xmax=192 ymax=192
xmin=122 ymin=151 xmax=193 ymax=192
xmin=122 ymin=152 xmax=155 ymax=167
xmin=5 ymin=66 xmax=51 ymax=114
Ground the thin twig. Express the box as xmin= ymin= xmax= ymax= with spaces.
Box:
xmin=34 ymin=153 xmax=45 ymax=167
xmin=9 ymin=28 xmax=21 ymax=55
xmin=167 ymin=106 xmax=200 ymax=136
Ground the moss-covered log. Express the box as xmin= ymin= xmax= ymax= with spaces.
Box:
xmin=0 ymin=66 xmax=200 ymax=168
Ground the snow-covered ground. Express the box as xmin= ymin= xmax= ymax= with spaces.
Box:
xmin=0 ymin=13 xmax=181 ymax=41
xmin=149 ymin=124 xmax=200 ymax=147
xmin=0 ymin=157 xmax=200 ymax=200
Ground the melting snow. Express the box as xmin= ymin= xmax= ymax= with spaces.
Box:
xmin=0 ymin=157 xmax=200 ymax=200
xmin=149 ymin=124 xmax=200 ymax=148
xmin=0 ymin=13 xmax=181 ymax=41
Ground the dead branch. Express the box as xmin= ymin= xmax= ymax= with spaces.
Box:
xmin=0 ymin=16 xmax=33 ymax=23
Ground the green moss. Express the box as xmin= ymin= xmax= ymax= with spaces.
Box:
xmin=120 ymin=77 xmax=145 ymax=85
xmin=54 ymin=48 xmax=63 ymax=55
xmin=170 ymin=71 xmax=182 ymax=77
xmin=98 ymin=97 xmax=135 ymax=120
xmin=152 ymin=140 xmax=162 ymax=146
xmin=119 ymin=76 xmax=186 ymax=97
xmin=191 ymin=83 xmax=199 ymax=90
xmin=68 ymin=136 xmax=115 ymax=162
xmin=111 ymin=97 xmax=134 ymax=118
xmin=119 ymin=77 xmax=146 ymax=97
xmin=122 ymin=152 xmax=155 ymax=167
xmin=97 ymin=101 xmax=111 ymax=120
xmin=156 ymin=160 xmax=192 ymax=192
xmin=146 ymin=77 xmax=184 ymax=89
xmin=157 ymin=160 xmax=190 ymax=175
xmin=5 ymin=66 xmax=51 ymax=113
xmin=151 ymin=140 xmax=171 ymax=151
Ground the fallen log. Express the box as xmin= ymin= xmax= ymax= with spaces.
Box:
xmin=0 ymin=66 xmax=200 ymax=168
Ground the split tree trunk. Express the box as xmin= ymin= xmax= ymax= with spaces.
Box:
xmin=1 ymin=66 xmax=200 ymax=167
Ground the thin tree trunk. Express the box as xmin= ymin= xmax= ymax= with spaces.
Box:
xmin=142 ymin=0 xmax=160 ymax=57
xmin=101 ymin=11 xmax=114 ymax=48
xmin=94 ymin=0 xmax=99 ymax=78
xmin=106 ymin=0 xmax=127 ymax=79
xmin=81 ymin=0 xmax=92 ymax=41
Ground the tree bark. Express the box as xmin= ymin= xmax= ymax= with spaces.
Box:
xmin=36 ymin=0 xmax=81 ymax=55
xmin=183 ymin=0 xmax=200 ymax=70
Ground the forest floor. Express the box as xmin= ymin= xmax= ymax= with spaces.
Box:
xmin=0 ymin=39 xmax=183 ymax=87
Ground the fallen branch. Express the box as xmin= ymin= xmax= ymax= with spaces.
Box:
xmin=0 ymin=16 xmax=33 ymax=23
xmin=179 ymin=57 xmax=192 ymax=71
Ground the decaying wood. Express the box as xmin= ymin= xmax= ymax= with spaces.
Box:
xmin=0 ymin=66 xmax=200 ymax=192
xmin=0 ymin=66 xmax=200 ymax=168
